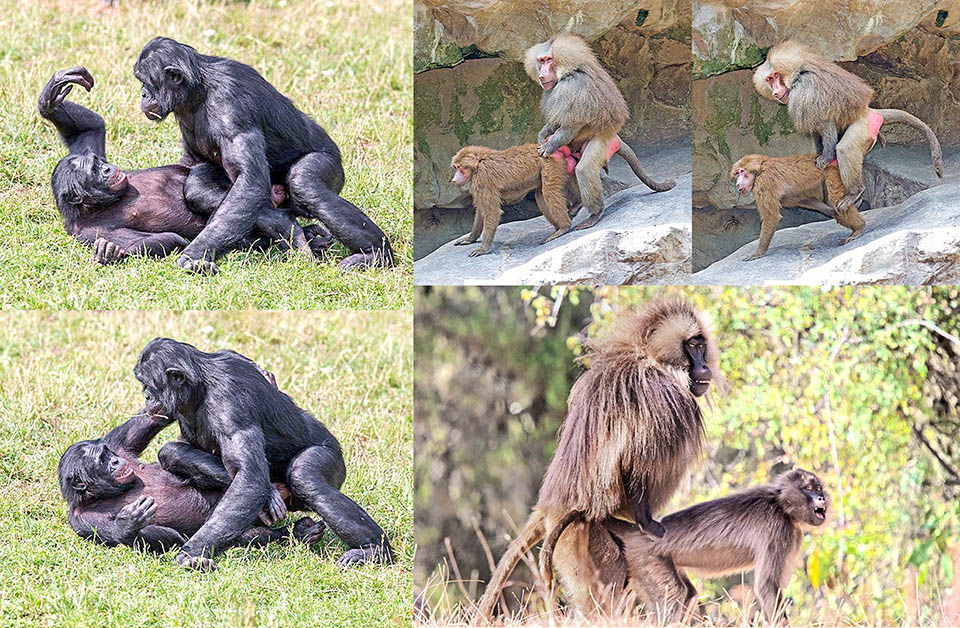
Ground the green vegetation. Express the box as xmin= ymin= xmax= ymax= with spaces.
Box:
xmin=0 ymin=311 xmax=413 ymax=627
xmin=0 ymin=0 xmax=412 ymax=309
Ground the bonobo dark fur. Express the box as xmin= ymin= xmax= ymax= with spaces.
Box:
xmin=134 ymin=338 xmax=393 ymax=570
xmin=134 ymin=37 xmax=394 ymax=271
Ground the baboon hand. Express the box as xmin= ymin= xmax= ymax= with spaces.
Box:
xmin=814 ymin=154 xmax=832 ymax=169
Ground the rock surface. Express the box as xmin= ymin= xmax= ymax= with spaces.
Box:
xmin=691 ymin=181 xmax=960 ymax=285
xmin=415 ymin=144 xmax=692 ymax=285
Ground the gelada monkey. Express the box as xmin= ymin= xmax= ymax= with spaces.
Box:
xmin=592 ymin=468 xmax=830 ymax=625
xmin=524 ymin=34 xmax=676 ymax=230
xmin=474 ymin=298 xmax=717 ymax=622
xmin=754 ymin=40 xmax=943 ymax=211
xmin=449 ymin=144 xmax=574 ymax=256
xmin=731 ymin=153 xmax=864 ymax=260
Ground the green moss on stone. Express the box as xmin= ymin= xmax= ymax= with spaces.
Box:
xmin=636 ymin=9 xmax=648 ymax=27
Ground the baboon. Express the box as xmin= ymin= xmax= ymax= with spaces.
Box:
xmin=524 ymin=33 xmax=676 ymax=230
xmin=601 ymin=468 xmax=831 ymax=625
xmin=753 ymin=40 xmax=943 ymax=211
xmin=731 ymin=153 xmax=863 ymax=260
xmin=450 ymin=144 xmax=574 ymax=256
xmin=474 ymin=298 xmax=718 ymax=622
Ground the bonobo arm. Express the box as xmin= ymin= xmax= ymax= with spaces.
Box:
xmin=70 ymin=496 xmax=186 ymax=552
xmin=178 ymin=130 xmax=269 ymax=264
xmin=74 ymin=225 xmax=191 ymax=266
xmin=101 ymin=413 xmax=174 ymax=457
xmin=177 ymin=427 xmax=272 ymax=564
xmin=538 ymin=125 xmax=579 ymax=157
xmin=37 ymin=67 xmax=106 ymax=159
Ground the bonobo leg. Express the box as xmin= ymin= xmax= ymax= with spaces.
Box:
xmin=158 ymin=440 xmax=287 ymax=526
xmin=286 ymin=443 xmax=393 ymax=566
xmin=286 ymin=152 xmax=395 ymax=269
xmin=184 ymin=163 xmax=314 ymax=259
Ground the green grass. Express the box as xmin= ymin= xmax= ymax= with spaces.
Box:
xmin=0 ymin=0 xmax=412 ymax=309
xmin=0 ymin=311 xmax=413 ymax=627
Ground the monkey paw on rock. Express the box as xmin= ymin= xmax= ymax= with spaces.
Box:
xmin=468 ymin=246 xmax=492 ymax=257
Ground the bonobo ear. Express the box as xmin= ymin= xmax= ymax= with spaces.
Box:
xmin=71 ymin=479 xmax=87 ymax=492
xmin=164 ymin=66 xmax=184 ymax=85
xmin=69 ymin=194 xmax=83 ymax=206
xmin=165 ymin=367 xmax=186 ymax=386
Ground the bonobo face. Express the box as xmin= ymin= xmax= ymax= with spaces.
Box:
xmin=766 ymin=71 xmax=790 ymax=103
xmin=57 ymin=154 xmax=128 ymax=209
xmin=134 ymin=339 xmax=196 ymax=420
xmin=537 ymin=53 xmax=557 ymax=91
xmin=733 ymin=167 xmax=755 ymax=194
xmin=134 ymin=38 xmax=196 ymax=122
xmin=683 ymin=334 xmax=712 ymax=397
xmin=58 ymin=440 xmax=136 ymax=504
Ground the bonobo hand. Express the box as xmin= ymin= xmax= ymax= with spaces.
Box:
xmin=259 ymin=484 xmax=288 ymax=526
xmin=291 ymin=517 xmax=327 ymax=545
xmin=39 ymin=66 xmax=94 ymax=116
xmin=176 ymin=255 xmax=218 ymax=276
xmin=175 ymin=551 xmax=216 ymax=571
xmin=91 ymin=237 xmax=127 ymax=266
xmin=115 ymin=495 xmax=156 ymax=539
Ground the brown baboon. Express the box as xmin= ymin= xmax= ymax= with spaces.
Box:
xmin=730 ymin=153 xmax=864 ymax=260
xmin=753 ymin=40 xmax=943 ymax=211
xmin=474 ymin=298 xmax=718 ymax=622
xmin=595 ymin=468 xmax=830 ymax=625
xmin=524 ymin=33 xmax=676 ymax=230
xmin=450 ymin=144 xmax=574 ymax=256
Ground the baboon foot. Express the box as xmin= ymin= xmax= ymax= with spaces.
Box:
xmin=837 ymin=191 xmax=864 ymax=213
xmin=745 ymin=251 xmax=766 ymax=261
xmin=541 ymin=226 xmax=572 ymax=244
xmin=468 ymin=246 xmax=492 ymax=257
xmin=575 ymin=212 xmax=603 ymax=231
xmin=568 ymin=206 xmax=582 ymax=219
xmin=841 ymin=230 xmax=863 ymax=245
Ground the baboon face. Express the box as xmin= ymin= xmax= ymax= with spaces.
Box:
xmin=684 ymin=334 xmax=712 ymax=397
xmin=782 ymin=469 xmax=829 ymax=526
xmin=536 ymin=48 xmax=557 ymax=91
xmin=765 ymin=70 xmax=789 ymax=103
xmin=450 ymin=153 xmax=478 ymax=186
xmin=733 ymin=166 xmax=756 ymax=194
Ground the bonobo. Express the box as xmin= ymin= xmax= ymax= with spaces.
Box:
xmin=38 ymin=66 xmax=333 ymax=269
xmin=58 ymin=412 xmax=326 ymax=554
xmin=134 ymin=37 xmax=395 ymax=272
xmin=134 ymin=338 xmax=394 ymax=570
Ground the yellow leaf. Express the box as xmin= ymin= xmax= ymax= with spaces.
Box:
xmin=806 ymin=551 xmax=821 ymax=589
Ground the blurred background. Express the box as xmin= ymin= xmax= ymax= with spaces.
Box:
xmin=415 ymin=286 xmax=960 ymax=626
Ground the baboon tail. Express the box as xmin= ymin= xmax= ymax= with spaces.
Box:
xmin=473 ymin=511 xmax=546 ymax=624
xmin=877 ymin=109 xmax=944 ymax=177
xmin=538 ymin=510 xmax=581 ymax=593
xmin=616 ymin=139 xmax=677 ymax=192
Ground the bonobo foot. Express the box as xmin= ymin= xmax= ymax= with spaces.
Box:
xmin=304 ymin=224 xmax=335 ymax=256
xmin=336 ymin=544 xmax=393 ymax=567
xmin=175 ymin=551 xmax=216 ymax=571
xmin=338 ymin=249 xmax=394 ymax=270
xmin=292 ymin=517 xmax=327 ymax=545
xmin=176 ymin=255 xmax=218 ymax=276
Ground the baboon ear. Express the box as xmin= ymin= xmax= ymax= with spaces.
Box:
xmin=165 ymin=367 xmax=186 ymax=386
xmin=71 ymin=478 xmax=87 ymax=492
xmin=164 ymin=66 xmax=183 ymax=85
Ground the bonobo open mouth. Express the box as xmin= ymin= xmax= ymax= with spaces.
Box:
xmin=114 ymin=462 xmax=134 ymax=481
xmin=144 ymin=109 xmax=163 ymax=121
xmin=110 ymin=170 xmax=127 ymax=190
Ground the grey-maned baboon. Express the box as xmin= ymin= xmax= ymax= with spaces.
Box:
xmin=753 ymin=40 xmax=942 ymax=211
xmin=524 ymin=33 xmax=675 ymax=230
xmin=474 ymin=298 xmax=718 ymax=623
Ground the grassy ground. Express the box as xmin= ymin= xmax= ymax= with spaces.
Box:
xmin=0 ymin=0 xmax=412 ymax=309
xmin=0 ymin=311 xmax=413 ymax=627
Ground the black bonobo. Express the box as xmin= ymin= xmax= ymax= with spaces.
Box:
xmin=58 ymin=412 xmax=326 ymax=554
xmin=38 ymin=66 xmax=332 ymax=268
xmin=134 ymin=37 xmax=395 ymax=273
xmin=134 ymin=338 xmax=394 ymax=570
